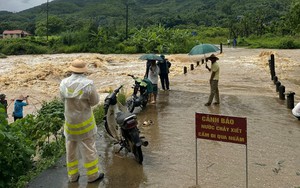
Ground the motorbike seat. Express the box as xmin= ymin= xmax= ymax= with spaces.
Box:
xmin=116 ymin=112 xmax=136 ymax=125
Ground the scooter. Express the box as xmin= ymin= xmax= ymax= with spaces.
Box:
xmin=126 ymin=74 xmax=151 ymax=113
xmin=103 ymin=85 xmax=148 ymax=164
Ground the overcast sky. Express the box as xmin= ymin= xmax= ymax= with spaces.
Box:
xmin=0 ymin=0 xmax=53 ymax=12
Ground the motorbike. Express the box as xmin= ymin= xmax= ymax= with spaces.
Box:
xmin=103 ymin=85 xmax=148 ymax=164
xmin=126 ymin=74 xmax=151 ymax=113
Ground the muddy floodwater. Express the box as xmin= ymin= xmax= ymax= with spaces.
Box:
xmin=2 ymin=47 xmax=300 ymax=188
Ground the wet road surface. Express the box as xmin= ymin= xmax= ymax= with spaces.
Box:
xmin=28 ymin=48 xmax=300 ymax=188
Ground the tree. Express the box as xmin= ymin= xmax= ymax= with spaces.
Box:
xmin=286 ymin=0 xmax=300 ymax=34
xmin=35 ymin=16 xmax=65 ymax=36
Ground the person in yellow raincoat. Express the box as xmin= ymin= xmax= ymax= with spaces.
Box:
xmin=60 ymin=59 xmax=104 ymax=183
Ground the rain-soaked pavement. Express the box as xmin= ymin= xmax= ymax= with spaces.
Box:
xmin=27 ymin=47 xmax=300 ymax=188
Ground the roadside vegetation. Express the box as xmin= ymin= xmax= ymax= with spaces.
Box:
xmin=0 ymin=90 xmax=126 ymax=188
xmin=0 ymin=0 xmax=300 ymax=55
xmin=0 ymin=25 xmax=300 ymax=56
xmin=0 ymin=99 xmax=64 ymax=188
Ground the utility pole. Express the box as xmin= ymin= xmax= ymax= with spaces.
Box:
xmin=46 ymin=0 xmax=49 ymax=41
xmin=125 ymin=2 xmax=128 ymax=39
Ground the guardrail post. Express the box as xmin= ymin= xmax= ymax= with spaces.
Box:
xmin=273 ymin=76 xmax=278 ymax=85
xmin=275 ymin=81 xmax=281 ymax=92
xmin=286 ymin=92 xmax=295 ymax=109
xmin=279 ymin=85 xmax=285 ymax=100
xmin=269 ymin=54 xmax=275 ymax=80
xmin=191 ymin=64 xmax=194 ymax=70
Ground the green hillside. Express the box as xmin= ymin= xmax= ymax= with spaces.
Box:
xmin=0 ymin=0 xmax=300 ymax=55
xmin=0 ymin=0 xmax=293 ymax=35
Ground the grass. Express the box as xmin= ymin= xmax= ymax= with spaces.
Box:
xmin=238 ymin=35 xmax=300 ymax=49
xmin=0 ymin=53 xmax=7 ymax=58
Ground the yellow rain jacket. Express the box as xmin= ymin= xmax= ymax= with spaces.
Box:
xmin=60 ymin=73 xmax=99 ymax=141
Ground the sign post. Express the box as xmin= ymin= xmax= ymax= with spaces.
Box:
xmin=195 ymin=113 xmax=248 ymax=187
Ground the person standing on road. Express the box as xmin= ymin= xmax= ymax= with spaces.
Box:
xmin=158 ymin=54 xmax=171 ymax=91
xmin=60 ymin=59 xmax=104 ymax=183
xmin=227 ymin=38 xmax=231 ymax=48
xmin=233 ymin=37 xmax=237 ymax=48
xmin=205 ymin=54 xmax=220 ymax=106
xmin=148 ymin=60 xmax=160 ymax=104
xmin=13 ymin=95 xmax=29 ymax=121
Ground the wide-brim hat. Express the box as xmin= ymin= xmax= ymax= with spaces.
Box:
xmin=17 ymin=95 xmax=25 ymax=100
xmin=69 ymin=59 xmax=88 ymax=73
xmin=206 ymin=54 xmax=219 ymax=60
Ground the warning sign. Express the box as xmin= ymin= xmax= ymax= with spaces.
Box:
xmin=195 ymin=113 xmax=247 ymax=145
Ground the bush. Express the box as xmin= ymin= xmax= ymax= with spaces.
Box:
xmin=93 ymin=104 xmax=105 ymax=127
xmin=0 ymin=53 xmax=7 ymax=58
xmin=0 ymin=99 xmax=65 ymax=188
xmin=0 ymin=104 xmax=8 ymax=125
xmin=278 ymin=38 xmax=297 ymax=49
xmin=120 ymin=44 xmax=137 ymax=54
xmin=0 ymin=120 xmax=35 ymax=188
xmin=117 ymin=91 xmax=127 ymax=105
xmin=1 ymin=40 xmax=48 ymax=55
xmin=40 ymin=140 xmax=65 ymax=158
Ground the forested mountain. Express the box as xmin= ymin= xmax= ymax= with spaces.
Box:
xmin=0 ymin=0 xmax=293 ymax=36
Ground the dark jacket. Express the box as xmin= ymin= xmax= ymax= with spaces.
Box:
xmin=158 ymin=60 xmax=171 ymax=74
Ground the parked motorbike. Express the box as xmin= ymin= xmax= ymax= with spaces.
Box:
xmin=103 ymin=85 xmax=148 ymax=164
xmin=126 ymin=74 xmax=151 ymax=113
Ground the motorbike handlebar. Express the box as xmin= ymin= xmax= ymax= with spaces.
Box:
xmin=127 ymin=74 xmax=135 ymax=79
xmin=114 ymin=85 xmax=123 ymax=94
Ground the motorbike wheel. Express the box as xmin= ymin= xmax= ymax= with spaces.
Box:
xmin=126 ymin=99 xmax=135 ymax=113
xmin=141 ymin=95 xmax=148 ymax=109
xmin=133 ymin=145 xmax=143 ymax=164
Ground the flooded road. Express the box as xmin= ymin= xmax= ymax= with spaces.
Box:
xmin=5 ymin=47 xmax=300 ymax=187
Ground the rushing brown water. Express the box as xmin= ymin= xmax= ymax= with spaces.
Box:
xmin=2 ymin=47 xmax=300 ymax=188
